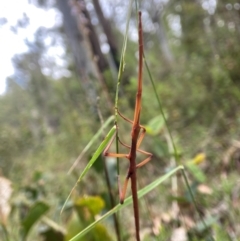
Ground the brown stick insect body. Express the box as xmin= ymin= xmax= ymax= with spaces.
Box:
xmin=104 ymin=12 xmax=152 ymax=241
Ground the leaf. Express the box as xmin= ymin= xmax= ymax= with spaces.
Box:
xmin=145 ymin=115 xmax=166 ymax=136
xmin=92 ymin=154 xmax=104 ymax=174
xmin=75 ymin=196 xmax=105 ymax=217
xmin=21 ymin=201 xmax=50 ymax=239
xmin=186 ymin=162 xmax=206 ymax=183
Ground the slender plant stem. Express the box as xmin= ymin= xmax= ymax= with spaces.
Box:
xmin=102 ymin=159 xmax=121 ymax=241
xmin=112 ymin=2 xmax=134 ymax=239
xmin=181 ymin=169 xmax=215 ymax=241
xmin=143 ymin=57 xmax=180 ymax=164
xmin=114 ymin=0 xmax=134 ymax=175
xmin=96 ymin=101 xmax=121 ymax=241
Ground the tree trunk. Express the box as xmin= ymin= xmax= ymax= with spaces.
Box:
xmin=57 ymin=0 xmax=94 ymax=75
xmin=78 ymin=0 xmax=109 ymax=72
xmin=57 ymin=0 xmax=113 ymax=110
xmin=152 ymin=9 xmax=174 ymax=64
xmin=92 ymin=0 xmax=120 ymax=69
xmin=57 ymin=0 xmax=97 ymax=106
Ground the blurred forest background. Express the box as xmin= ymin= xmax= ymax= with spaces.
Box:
xmin=1 ymin=0 xmax=240 ymax=240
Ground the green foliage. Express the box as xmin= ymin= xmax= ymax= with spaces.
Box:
xmin=21 ymin=201 xmax=50 ymax=240
xmin=186 ymin=163 xmax=206 ymax=183
xmin=65 ymin=196 xmax=113 ymax=241
xmin=145 ymin=115 xmax=165 ymax=136
xmin=1 ymin=0 xmax=240 ymax=240
xmin=40 ymin=228 xmax=65 ymax=241
xmin=75 ymin=196 xmax=105 ymax=218
xmin=68 ymin=166 xmax=183 ymax=241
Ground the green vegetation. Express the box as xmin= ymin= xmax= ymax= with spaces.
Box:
xmin=1 ymin=1 xmax=240 ymax=241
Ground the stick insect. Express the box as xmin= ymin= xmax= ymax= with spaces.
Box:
xmin=63 ymin=8 xmax=211 ymax=241
xmin=104 ymin=11 xmax=152 ymax=241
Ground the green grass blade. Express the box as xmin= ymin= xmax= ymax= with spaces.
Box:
xmin=69 ymin=166 xmax=184 ymax=241
xmin=143 ymin=57 xmax=180 ymax=164
xmin=76 ymin=125 xmax=116 ymax=183
xmin=114 ymin=0 xmax=133 ymax=179
xmin=114 ymin=0 xmax=134 ymax=114
xmin=61 ymin=126 xmax=116 ymax=214
xmin=68 ymin=115 xmax=114 ymax=174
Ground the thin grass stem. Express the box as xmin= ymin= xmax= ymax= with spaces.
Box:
xmin=181 ymin=169 xmax=215 ymax=241
xmin=143 ymin=57 xmax=180 ymax=164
